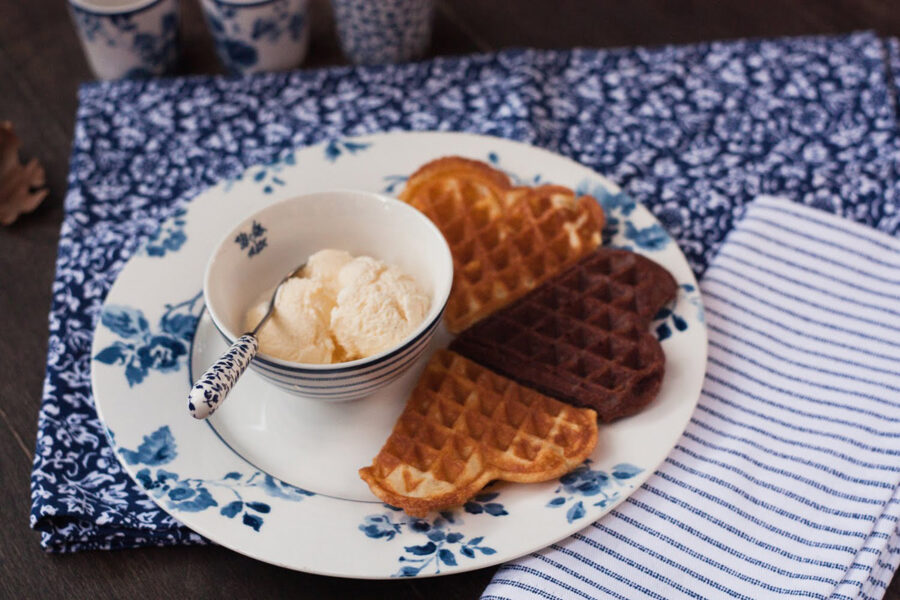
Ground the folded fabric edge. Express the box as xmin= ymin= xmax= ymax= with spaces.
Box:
xmin=32 ymin=514 xmax=208 ymax=553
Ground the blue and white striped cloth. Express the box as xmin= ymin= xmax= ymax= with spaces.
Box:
xmin=483 ymin=196 xmax=900 ymax=600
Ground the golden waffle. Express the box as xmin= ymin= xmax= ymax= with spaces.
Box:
xmin=398 ymin=157 xmax=605 ymax=333
xmin=451 ymin=248 xmax=677 ymax=422
xmin=359 ymin=350 xmax=598 ymax=516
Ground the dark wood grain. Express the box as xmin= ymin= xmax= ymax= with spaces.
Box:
xmin=0 ymin=0 xmax=897 ymax=598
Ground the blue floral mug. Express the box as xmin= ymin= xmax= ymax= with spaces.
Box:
xmin=68 ymin=0 xmax=180 ymax=80
xmin=331 ymin=0 xmax=434 ymax=65
xmin=200 ymin=0 xmax=310 ymax=74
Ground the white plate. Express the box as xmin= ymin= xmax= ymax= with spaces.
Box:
xmin=91 ymin=132 xmax=707 ymax=578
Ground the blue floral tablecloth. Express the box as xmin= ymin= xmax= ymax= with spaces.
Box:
xmin=31 ymin=31 xmax=900 ymax=552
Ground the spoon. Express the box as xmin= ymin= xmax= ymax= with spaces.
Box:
xmin=188 ymin=261 xmax=307 ymax=420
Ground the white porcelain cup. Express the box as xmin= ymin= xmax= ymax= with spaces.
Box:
xmin=68 ymin=0 xmax=180 ymax=80
xmin=200 ymin=0 xmax=310 ymax=75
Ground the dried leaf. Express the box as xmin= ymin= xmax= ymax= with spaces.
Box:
xmin=0 ymin=121 xmax=48 ymax=225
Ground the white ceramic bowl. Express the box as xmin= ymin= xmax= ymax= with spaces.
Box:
xmin=203 ymin=190 xmax=453 ymax=401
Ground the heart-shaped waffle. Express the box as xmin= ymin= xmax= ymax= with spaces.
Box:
xmin=398 ymin=157 xmax=605 ymax=333
xmin=359 ymin=350 xmax=598 ymax=516
xmin=451 ymin=248 xmax=677 ymax=422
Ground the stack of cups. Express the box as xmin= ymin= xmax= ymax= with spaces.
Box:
xmin=69 ymin=0 xmax=435 ymax=79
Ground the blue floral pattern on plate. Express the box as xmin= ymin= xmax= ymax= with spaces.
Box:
xmin=116 ymin=425 xmax=313 ymax=531
xmin=463 ymin=491 xmax=509 ymax=517
xmin=486 ymin=151 xmax=543 ymax=186
xmin=546 ymin=460 xmax=643 ymax=523
xmin=94 ymin=292 xmax=203 ymax=386
xmin=144 ymin=207 xmax=187 ymax=257
xmin=655 ymin=283 xmax=706 ymax=341
xmin=324 ymin=138 xmax=371 ymax=162
xmin=576 ymin=178 xmax=672 ymax=252
xmin=382 ymin=174 xmax=408 ymax=194
xmin=360 ymin=507 xmax=497 ymax=576
xmin=223 ymin=150 xmax=294 ymax=194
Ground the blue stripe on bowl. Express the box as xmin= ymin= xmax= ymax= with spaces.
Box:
xmin=261 ymin=367 xmax=413 ymax=397
xmin=250 ymin=337 xmax=432 ymax=391
xmin=254 ymin=349 xmax=429 ymax=394
xmin=256 ymin=374 xmax=406 ymax=397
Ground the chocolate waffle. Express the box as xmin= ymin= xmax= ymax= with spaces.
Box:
xmin=359 ymin=350 xmax=598 ymax=516
xmin=450 ymin=248 xmax=677 ymax=422
xmin=398 ymin=157 xmax=605 ymax=333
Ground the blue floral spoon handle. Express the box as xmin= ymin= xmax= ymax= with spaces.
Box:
xmin=188 ymin=335 xmax=259 ymax=419
xmin=188 ymin=261 xmax=307 ymax=420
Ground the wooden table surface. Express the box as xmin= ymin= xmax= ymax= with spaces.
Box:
xmin=1 ymin=1 xmax=899 ymax=598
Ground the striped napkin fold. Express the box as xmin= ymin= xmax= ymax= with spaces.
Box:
xmin=483 ymin=196 xmax=900 ymax=600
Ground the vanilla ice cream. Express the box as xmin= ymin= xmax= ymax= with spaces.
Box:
xmin=331 ymin=256 xmax=430 ymax=359
xmin=245 ymin=250 xmax=430 ymax=364
xmin=245 ymin=277 xmax=337 ymax=364
xmin=303 ymin=249 xmax=353 ymax=296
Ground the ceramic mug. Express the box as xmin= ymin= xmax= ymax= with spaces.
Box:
xmin=68 ymin=0 xmax=180 ymax=80
xmin=200 ymin=0 xmax=310 ymax=74
xmin=330 ymin=0 xmax=434 ymax=65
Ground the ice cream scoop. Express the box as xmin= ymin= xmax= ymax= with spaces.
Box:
xmin=246 ymin=276 xmax=338 ymax=363
xmin=331 ymin=256 xmax=429 ymax=359
xmin=244 ymin=250 xmax=430 ymax=365
xmin=187 ymin=260 xmax=307 ymax=420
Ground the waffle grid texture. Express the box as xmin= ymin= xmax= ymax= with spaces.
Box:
xmin=399 ymin=157 xmax=605 ymax=333
xmin=359 ymin=350 xmax=598 ymax=517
